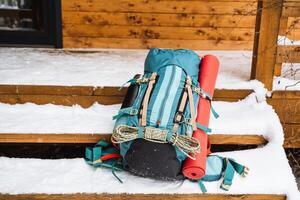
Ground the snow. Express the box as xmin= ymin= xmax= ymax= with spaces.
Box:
xmin=0 ymin=47 xmax=299 ymax=198
xmin=0 ymin=146 xmax=298 ymax=197
xmin=0 ymin=93 xmax=299 ymax=199
xmin=1 ymin=47 xmax=300 ymax=91
xmin=0 ymin=92 xmax=273 ymax=139
xmin=273 ymin=76 xmax=300 ymax=91
xmin=0 ymin=48 xmax=255 ymax=89
xmin=278 ymin=36 xmax=300 ymax=46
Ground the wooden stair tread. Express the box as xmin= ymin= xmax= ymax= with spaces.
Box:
xmin=0 ymin=84 xmax=252 ymax=99
xmin=0 ymin=194 xmax=286 ymax=200
xmin=0 ymin=133 xmax=267 ymax=145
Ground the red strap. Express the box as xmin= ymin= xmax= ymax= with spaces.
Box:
xmin=100 ymin=153 xmax=121 ymax=161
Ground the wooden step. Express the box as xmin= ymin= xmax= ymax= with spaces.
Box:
xmin=0 ymin=85 xmax=299 ymax=148
xmin=0 ymin=194 xmax=286 ymax=200
xmin=0 ymin=85 xmax=252 ymax=107
xmin=0 ymin=133 xmax=267 ymax=145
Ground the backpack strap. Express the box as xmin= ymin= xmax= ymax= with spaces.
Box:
xmin=220 ymin=158 xmax=249 ymax=191
xmin=85 ymin=140 xmax=123 ymax=183
xmin=140 ymin=73 xmax=157 ymax=126
xmin=186 ymin=76 xmax=197 ymax=131
xmin=193 ymin=86 xmax=219 ymax=119
xmin=173 ymin=77 xmax=189 ymax=133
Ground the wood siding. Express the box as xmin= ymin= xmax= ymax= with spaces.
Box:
xmin=61 ymin=0 xmax=258 ymax=50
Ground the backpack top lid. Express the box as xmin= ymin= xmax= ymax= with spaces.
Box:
xmin=144 ymin=48 xmax=200 ymax=78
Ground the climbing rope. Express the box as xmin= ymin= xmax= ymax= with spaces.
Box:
xmin=111 ymin=125 xmax=200 ymax=160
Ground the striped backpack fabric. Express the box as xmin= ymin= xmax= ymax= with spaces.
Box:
xmin=111 ymin=48 xmax=210 ymax=180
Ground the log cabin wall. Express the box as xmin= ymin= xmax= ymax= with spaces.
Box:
xmin=61 ymin=0 xmax=258 ymax=50
xmin=280 ymin=0 xmax=300 ymax=41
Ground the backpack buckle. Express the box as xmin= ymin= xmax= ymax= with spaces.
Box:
xmin=130 ymin=109 xmax=138 ymax=115
xmin=174 ymin=111 xmax=183 ymax=123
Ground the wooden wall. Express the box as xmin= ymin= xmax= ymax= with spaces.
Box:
xmin=61 ymin=0 xmax=258 ymax=50
xmin=280 ymin=0 xmax=300 ymax=40
xmin=275 ymin=0 xmax=300 ymax=76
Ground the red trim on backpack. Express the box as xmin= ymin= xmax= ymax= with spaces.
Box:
xmin=101 ymin=153 xmax=121 ymax=161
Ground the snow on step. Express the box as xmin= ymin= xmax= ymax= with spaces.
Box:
xmin=1 ymin=48 xmax=298 ymax=91
xmin=0 ymin=145 xmax=298 ymax=199
xmin=0 ymin=48 xmax=257 ymax=90
xmin=0 ymin=94 xmax=299 ymax=198
xmin=0 ymin=93 xmax=282 ymax=144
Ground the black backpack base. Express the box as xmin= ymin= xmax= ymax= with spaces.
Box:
xmin=124 ymin=139 xmax=184 ymax=181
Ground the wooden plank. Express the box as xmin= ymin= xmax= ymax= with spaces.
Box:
xmin=61 ymin=0 xmax=258 ymax=15
xmin=271 ymin=90 xmax=300 ymax=99
xmin=283 ymin=123 xmax=300 ymax=148
xmin=274 ymin=63 xmax=282 ymax=76
xmin=268 ymin=97 xmax=300 ymax=124
xmin=0 ymin=85 xmax=252 ymax=98
xmin=0 ymin=94 xmax=244 ymax=107
xmin=0 ymin=85 xmax=253 ymax=106
xmin=276 ymin=45 xmax=300 ymax=63
xmin=251 ymin=0 xmax=283 ymax=91
xmin=62 ymin=25 xmax=254 ymax=41
xmin=63 ymin=37 xmax=254 ymax=50
xmin=286 ymin=17 xmax=300 ymax=30
xmin=282 ymin=6 xmax=300 ymax=17
xmin=0 ymin=194 xmax=286 ymax=200
xmin=0 ymin=85 xmax=127 ymax=96
xmin=0 ymin=85 xmax=95 ymax=95
xmin=0 ymin=133 xmax=267 ymax=145
xmin=285 ymin=28 xmax=300 ymax=40
xmin=279 ymin=17 xmax=288 ymax=35
xmin=0 ymin=94 xmax=124 ymax=108
xmin=62 ymin=12 xmax=256 ymax=28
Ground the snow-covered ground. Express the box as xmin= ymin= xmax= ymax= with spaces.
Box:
xmin=1 ymin=48 xmax=299 ymax=90
xmin=0 ymin=93 xmax=299 ymax=199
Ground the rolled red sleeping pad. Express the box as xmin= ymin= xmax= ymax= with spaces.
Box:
xmin=182 ymin=55 xmax=219 ymax=180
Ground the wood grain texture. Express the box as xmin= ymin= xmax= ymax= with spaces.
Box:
xmin=61 ymin=0 xmax=258 ymax=49
xmin=0 ymin=85 xmax=251 ymax=98
xmin=271 ymin=90 xmax=300 ymax=99
xmin=0 ymin=194 xmax=286 ymax=200
xmin=274 ymin=63 xmax=282 ymax=76
xmin=287 ymin=17 xmax=300 ymax=28
xmin=0 ymin=133 xmax=267 ymax=145
xmin=62 ymin=25 xmax=254 ymax=41
xmin=268 ymin=97 xmax=300 ymax=124
xmin=0 ymin=94 xmax=124 ymax=107
xmin=277 ymin=45 xmax=300 ymax=63
xmin=62 ymin=0 xmax=258 ymax=15
xmin=268 ymin=95 xmax=300 ymax=148
xmin=251 ymin=0 xmax=283 ymax=91
xmin=0 ymin=85 xmax=253 ymax=106
xmin=283 ymin=124 xmax=300 ymax=148
xmin=285 ymin=28 xmax=300 ymax=40
xmin=63 ymin=37 xmax=254 ymax=50
xmin=282 ymin=5 xmax=300 ymax=17
xmin=62 ymin=12 xmax=256 ymax=28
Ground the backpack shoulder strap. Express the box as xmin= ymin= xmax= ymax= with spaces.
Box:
xmin=140 ymin=73 xmax=157 ymax=126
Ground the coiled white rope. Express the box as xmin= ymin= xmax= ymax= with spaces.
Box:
xmin=112 ymin=125 xmax=200 ymax=160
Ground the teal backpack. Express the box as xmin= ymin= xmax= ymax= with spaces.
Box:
xmin=85 ymin=48 xmax=248 ymax=191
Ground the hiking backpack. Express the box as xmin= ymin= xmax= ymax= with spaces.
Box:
xmin=112 ymin=48 xmax=202 ymax=180
xmin=85 ymin=48 xmax=248 ymax=191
